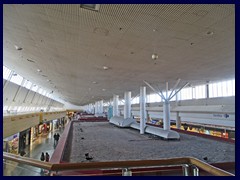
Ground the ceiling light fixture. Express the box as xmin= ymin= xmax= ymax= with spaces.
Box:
xmin=14 ymin=45 xmax=23 ymax=51
xmin=151 ymin=29 xmax=159 ymax=60
xmin=206 ymin=31 xmax=214 ymax=36
xmin=92 ymin=81 xmax=97 ymax=84
xmin=103 ymin=66 xmax=109 ymax=70
xmin=27 ymin=59 xmax=35 ymax=63
xmin=102 ymin=89 xmax=106 ymax=91
xmin=37 ymin=69 xmax=42 ymax=72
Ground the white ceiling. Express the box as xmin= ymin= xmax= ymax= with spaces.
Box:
xmin=3 ymin=4 xmax=235 ymax=106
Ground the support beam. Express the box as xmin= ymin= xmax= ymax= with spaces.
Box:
xmin=30 ymin=92 xmax=37 ymax=104
xmin=140 ymin=86 xmax=146 ymax=134
xmin=168 ymin=79 xmax=181 ymax=99
xmin=95 ymin=102 xmax=98 ymax=115
xmin=206 ymin=81 xmax=209 ymax=99
xmin=124 ymin=91 xmax=131 ymax=119
xmin=176 ymin=112 xmax=181 ymax=129
xmin=143 ymin=80 xmax=166 ymax=100
xmin=163 ymin=101 xmax=171 ymax=130
xmin=113 ymin=95 xmax=119 ymax=116
xmin=169 ymin=82 xmax=189 ymax=100
xmin=99 ymin=100 xmax=103 ymax=114
xmin=23 ymin=84 xmax=34 ymax=103
xmin=12 ymin=85 xmax=22 ymax=102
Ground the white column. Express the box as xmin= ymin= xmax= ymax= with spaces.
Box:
xmin=95 ymin=102 xmax=98 ymax=115
xmin=206 ymin=81 xmax=209 ymax=99
xmin=91 ymin=104 xmax=94 ymax=114
xmin=113 ymin=95 xmax=119 ymax=116
xmin=163 ymin=101 xmax=171 ymax=130
xmin=99 ymin=100 xmax=103 ymax=114
xmin=124 ymin=91 xmax=131 ymax=119
xmin=140 ymin=86 xmax=146 ymax=134
xmin=176 ymin=111 xmax=181 ymax=129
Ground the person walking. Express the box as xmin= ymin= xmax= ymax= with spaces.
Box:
xmin=40 ymin=152 xmax=45 ymax=172
xmin=53 ymin=133 xmax=57 ymax=145
xmin=56 ymin=133 xmax=60 ymax=144
xmin=45 ymin=152 xmax=50 ymax=162
xmin=40 ymin=152 xmax=45 ymax=162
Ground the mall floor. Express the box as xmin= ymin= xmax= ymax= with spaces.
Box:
xmin=3 ymin=126 xmax=65 ymax=176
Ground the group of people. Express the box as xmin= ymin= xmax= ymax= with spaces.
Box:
xmin=40 ymin=152 xmax=50 ymax=174
xmin=40 ymin=152 xmax=50 ymax=162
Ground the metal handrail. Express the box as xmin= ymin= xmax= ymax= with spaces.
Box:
xmin=3 ymin=152 xmax=234 ymax=176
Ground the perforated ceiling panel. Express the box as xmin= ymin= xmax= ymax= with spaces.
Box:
xmin=3 ymin=4 xmax=235 ymax=105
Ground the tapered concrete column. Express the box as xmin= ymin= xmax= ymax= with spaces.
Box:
xmin=99 ymin=100 xmax=103 ymax=114
xmin=87 ymin=104 xmax=90 ymax=113
xmin=140 ymin=86 xmax=146 ymax=134
xmin=176 ymin=112 xmax=181 ymax=129
xmin=163 ymin=101 xmax=171 ymax=130
xmin=124 ymin=91 xmax=131 ymax=119
xmin=90 ymin=104 xmax=94 ymax=114
xmin=95 ymin=102 xmax=98 ymax=114
xmin=113 ymin=95 xmax=119 ymax=116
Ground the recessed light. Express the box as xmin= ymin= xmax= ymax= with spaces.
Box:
xmin=92 ymin=81 xmax=97 ymax=84
xmin=103 ymin=66 xmax=109 ymax=70
xmin=37 ymin=69 xmax=42 ymax=72
xmin=102 ymin=89 xmax=106 ymax=91
xmin=206 ymin=31 xmax=214 ymax=35
xmin=27 ymin=59 xmax=35 ymax=63
xmin=14 ymin=45 xmax=23 ymax=51
xmin=152 ymin=53 xmax=158 ymax=60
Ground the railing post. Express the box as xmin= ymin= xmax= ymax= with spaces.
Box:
xmin=122 ymin=168 xmax=132 ymax=176
xmin=182 ymin=164 xmax=190 ymax=176
xmin=192 ymin=165 xmax=199 ymax=176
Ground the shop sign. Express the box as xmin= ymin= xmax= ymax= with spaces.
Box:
xmin=13 ymin=134 xmax=18 ymax=138
xmin=213 ymin=114 xmax=229 ymax=118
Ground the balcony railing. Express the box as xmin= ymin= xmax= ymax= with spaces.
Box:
xmin=3 ymin=152 xmax=234 ymax=176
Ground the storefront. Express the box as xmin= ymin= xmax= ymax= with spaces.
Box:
xmin=30 ymin=125 xmax=39 ymax=143
xmin=38 ymin=123 xmax=44 ymax=134
xmin=171 ymin=123 xmax=232 ymax=139
xmin=52 ymin=119 xmax=60 ymax=130
xmin=19 ymin=128 xmax=31 ymax=152
xmin=3 ymin=133 xmax=19 ymax=154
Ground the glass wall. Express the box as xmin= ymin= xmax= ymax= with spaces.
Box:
xmin=3 ymin=65 xmax=64 ymax=113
